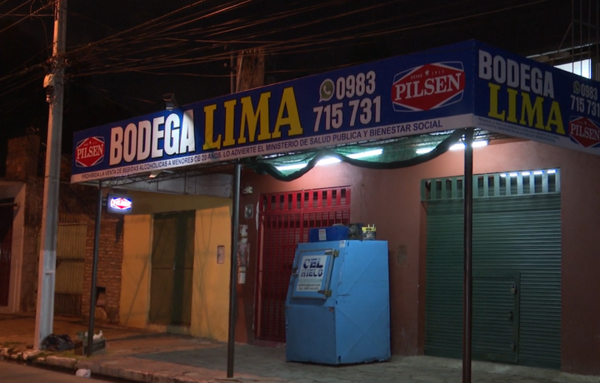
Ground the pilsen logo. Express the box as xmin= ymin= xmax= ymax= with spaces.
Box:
xmin=569 ymin=117 xmax=600 ymax=148
xmin=110 ymin=197 xmax=132 ymax=211
xmin=391 ymin=62 xmax=465 ymax=112
xmin=75 ymin=136 xmax=105 ymax=167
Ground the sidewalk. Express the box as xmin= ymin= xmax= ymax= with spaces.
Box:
xmin=1 ymin=313 xmax=599 ymax=383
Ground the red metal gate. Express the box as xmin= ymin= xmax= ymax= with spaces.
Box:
xmin=0 ymin=205 xmax=14 ymax=307
xmin=255 ymin=186 xmax=351 ymax=342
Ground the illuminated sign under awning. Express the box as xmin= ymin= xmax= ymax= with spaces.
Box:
xmin=106 ymin=194 xmax=132 ymax=214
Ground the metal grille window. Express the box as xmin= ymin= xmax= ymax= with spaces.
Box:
xmin=255 ymin=187 xmax=351 ymax=342
xmin=421 ymin=169 xmax=560 ymax=201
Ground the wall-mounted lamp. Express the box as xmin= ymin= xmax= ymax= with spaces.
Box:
xmin=163 ymin=93 xmax=178 ymax=110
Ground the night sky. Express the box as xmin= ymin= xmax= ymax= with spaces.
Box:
xmin=0 ymin=0 xmax=573 ymax=175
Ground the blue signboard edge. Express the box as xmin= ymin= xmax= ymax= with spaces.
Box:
xmin=71 ymin=39 xmax=600 ymax=183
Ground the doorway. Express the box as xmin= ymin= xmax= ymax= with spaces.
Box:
xmin=149 ymin=210 xmax=195 ymax=326
xmin=0 ymin=204 xmax=14 ymax=307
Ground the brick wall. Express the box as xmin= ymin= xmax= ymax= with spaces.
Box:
xmin=4 ymin=134 xmax=125 ymax=323
xmin=5 ymin=135 xmax=40 ymax=182
xmin=81 ymin=214 xmax=124 ymax=324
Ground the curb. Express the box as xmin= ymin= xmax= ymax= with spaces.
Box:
xmin=1 ymin=347 xmax=45 ymax=363
xmin=43 ymin=355 xmax=77 ymax=370
xmin=1 ymin=347 xmax=214 ymax=383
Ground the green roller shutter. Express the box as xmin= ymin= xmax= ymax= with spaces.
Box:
xmin=423 ymin=171 xmax=561 ymax=369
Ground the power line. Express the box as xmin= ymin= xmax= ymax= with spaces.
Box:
xmin=63 ymin=0 xmax=547 ymax=78
xmin=0 ymin=0 xmax=560 ymax=119
xmin=0 ymin=0 xmax=52 ymax=34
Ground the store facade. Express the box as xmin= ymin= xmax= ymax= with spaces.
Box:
xmin=241 ymin=138 xmax=600 ymax=374
xmin=69 ymin=41 xmax=600 ymax=375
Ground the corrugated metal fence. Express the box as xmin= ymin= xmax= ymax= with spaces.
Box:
xmin=55 ymin=214 xmax=88 ymax=316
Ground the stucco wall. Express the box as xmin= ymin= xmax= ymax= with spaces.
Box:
xmin=0 ymin=182 xmax=26 ymax=313
xmin=240 ymin=138 xmax=600 ymax=375
xmin=128 ymin=191 xmax=230 ymax=215
xmin=120 ymin=214 xmax=152 ymax=328
xmin=119 ymin=191 xmax=232 ymax=341
xmin=479 ymin=140 xmax=600 ymax=376
xmin=192 ymin=205 xmax=232 ymax=341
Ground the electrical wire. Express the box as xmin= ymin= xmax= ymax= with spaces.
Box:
xmin=0 ymin=0 xmax=556 ymax=118
xmin=0 ymin=0 xmax=35 ymax=21
xmin=0 ymin=0 xmax=52 ymax=35
xmin=65 ymin=0 xmax=546 ymax=77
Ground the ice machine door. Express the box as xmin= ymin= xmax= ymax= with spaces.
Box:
xmin=290 ymin=247 xmax=336 ymax=300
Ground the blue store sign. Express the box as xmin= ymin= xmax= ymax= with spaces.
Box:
xmin=71 ymin=40 xmax=600 ymax=183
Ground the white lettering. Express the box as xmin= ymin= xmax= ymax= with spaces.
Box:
xmin=479 ymin=50 xmax=492 ymax=80
xmin=110 ymin=127 xmax=123 ymax=165
xmin=520 ymin=64 xmax=531 ymax=92
xmin=164 ymin=114 xmax=180 ymax=155
xmin=493 ymin=55 xmax=506 ymax=83
xmin=137 ymin=120 xmax=151 ymax=161
xmin=394 ymin=74 xmax=462 ymax=100
xmin=152 ymin=116 xmax=165 ymax=158
xmin=123 ymin=123 xmax=137 ymax=162
xmin=180 ymin=110 xmax=195 ymax=153
xmin=478 ymin=50 xmax=554 ymax=98
xmin=107 ymin=109 xmax=196 ymax=165
xmin=507 ymin=59 xmax=519 ymax=88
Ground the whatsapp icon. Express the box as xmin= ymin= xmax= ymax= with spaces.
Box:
xmin=319 ymin=79 xmax=334 ymax=102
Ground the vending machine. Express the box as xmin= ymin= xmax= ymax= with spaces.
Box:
xmin=284 ymin=240 xmax=390 ymax=365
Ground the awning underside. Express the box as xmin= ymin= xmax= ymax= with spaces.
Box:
xmin=245 ymin=128 xmax=501 ymax=182
xmin=92 ymin=129 xmax=504 ymax=189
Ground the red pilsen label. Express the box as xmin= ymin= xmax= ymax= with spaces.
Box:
xmin=392 ymin=63 xmax=465 ymax=111
xmin=569 ymin=117 xmax=600 ymax=148
xmin=75 ymin=137 xmax=105 ymax=167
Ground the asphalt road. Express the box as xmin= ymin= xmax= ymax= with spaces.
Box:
xmin=0 ymin=361 xmax=125 ymax=382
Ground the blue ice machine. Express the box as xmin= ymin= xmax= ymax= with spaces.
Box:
xmin=285 ymin=240 xmax=390 ymax=365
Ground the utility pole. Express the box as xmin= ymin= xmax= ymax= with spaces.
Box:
xmin=462 ymin=129 xmax=474 ymax=383
xmin=34 ymin=0 xmax=67 ymax=350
